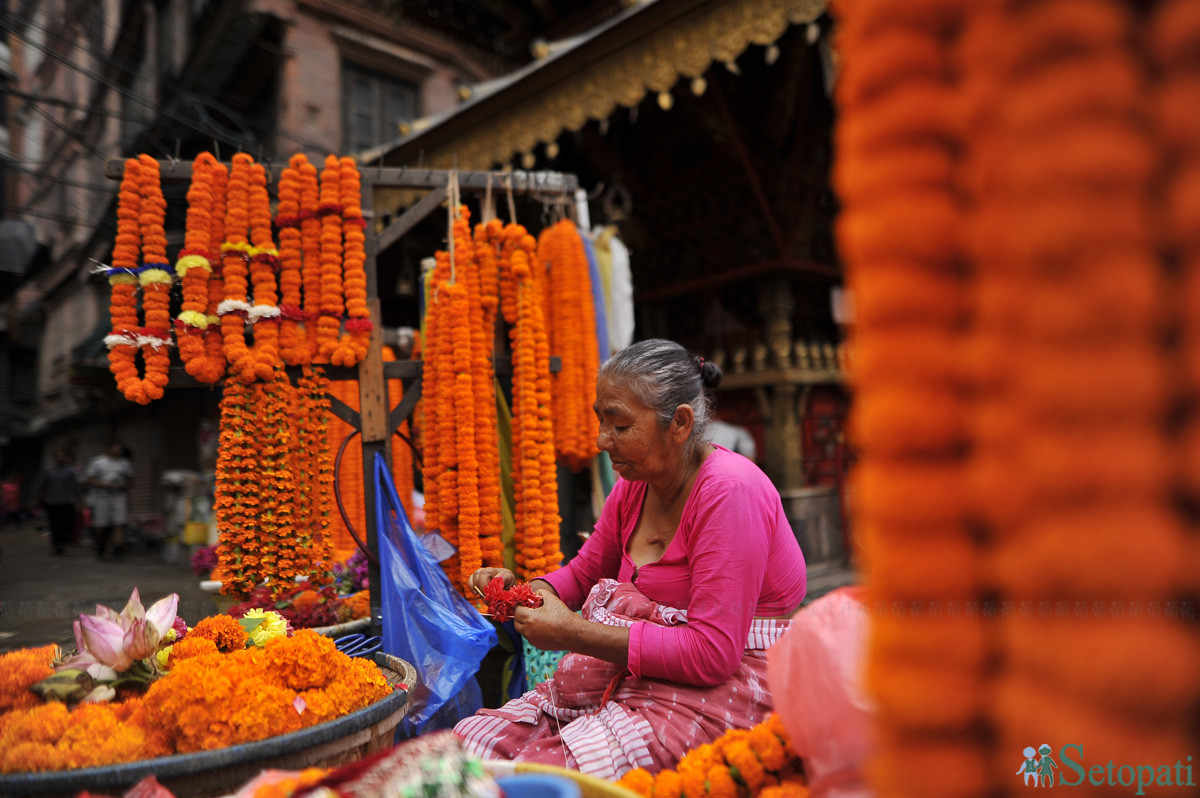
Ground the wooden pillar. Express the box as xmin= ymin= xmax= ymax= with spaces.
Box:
xmin=359 ymin=179 xmax=390 ymax=634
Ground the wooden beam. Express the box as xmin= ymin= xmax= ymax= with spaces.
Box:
xmin=376 ymin=185 xmax=446 ymax=256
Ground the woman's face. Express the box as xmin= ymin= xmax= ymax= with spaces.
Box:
xmin=594 ymin=374 xmax=676 ymax=483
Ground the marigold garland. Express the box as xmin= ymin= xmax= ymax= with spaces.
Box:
xmin=537 ymin=219 xmax=601 ymax=471
xmin=277 ymin=154 xmax=311 ymax=366
xmin=330 ymin=156 xmax=372 ymax=366
xmin=500 ymin=223 xmax=561 ymax=578
xmin=175 ymin=152 xmax=227 ymax=384
xmin=214 ymin=376 xmax=259 ymax=598
xmin=616 ymin=714 xmax=807 ymax=798
xmin=219 ymin=153 xmax=281 ymax=383
xmin=106 ymin=154 xmax=173 ymax=404
xmin=473 ymin=218 xmax=505 ymax=568
xmin=316 ymin=155 xmax=345 ymax=361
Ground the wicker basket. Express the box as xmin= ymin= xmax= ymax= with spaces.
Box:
xmin=484 ymin=761 xmax=643 ymax=798
xmin=0 ymin=653 xmax=417 ymax=798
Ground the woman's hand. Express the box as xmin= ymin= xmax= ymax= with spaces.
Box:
xmin=512 ymin=589 xmax=581 ymax=651
xmin=468 ymin=567 xmax=515 ymax=597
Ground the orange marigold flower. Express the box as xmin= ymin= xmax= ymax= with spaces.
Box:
xmin=617 ymin=768 xmax=655 ymax=797
xmin=290 ymin=589 xmax=323 ymax=614
xmin=167 ymin=635 xmax=221 ymax=668
xmin=190 ymin=614 xmax=250 ymax=652
xmin=261 ymin=629 xmax=341 ymax=691
xmin=0 ymin=645 xmax=57 ymax=713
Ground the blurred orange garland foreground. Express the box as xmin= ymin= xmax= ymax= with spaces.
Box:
xmin=0 ymin=630 xmax=391 ymax=774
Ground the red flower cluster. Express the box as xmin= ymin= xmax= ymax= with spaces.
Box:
xmin=483 ymin=577 xmax=543 ymax=622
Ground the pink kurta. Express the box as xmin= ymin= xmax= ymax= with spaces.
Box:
xmin=541 ymin=445 xmax=807 ymax=686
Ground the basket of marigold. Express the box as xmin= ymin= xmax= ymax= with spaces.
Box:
xmin=0 ymin=591 xmax=417 ymax=798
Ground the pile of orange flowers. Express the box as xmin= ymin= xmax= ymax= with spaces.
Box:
xmin=537 ymin=219 xmax=600 ymax=471
xmin=833 ymin=0 xmax=1200 ymax=794
xmin=106 ymin=154 xmax=173 ymax=404
xmin=0 ymin=631 xmax=391 ymax=773
xmin=616 ymin=714 xmax=807 ymax=798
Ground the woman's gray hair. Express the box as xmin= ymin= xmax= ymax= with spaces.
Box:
xmin=599 ymin=339 xmax=723 ymax=454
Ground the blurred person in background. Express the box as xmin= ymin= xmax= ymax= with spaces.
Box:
xmin=85 ymin=440 xmax=133 ymax=559
xmin=36 ymin=449 xmax=81 ymax=555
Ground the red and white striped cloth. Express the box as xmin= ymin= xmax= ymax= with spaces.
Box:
xmin=454 ymin=579 xmax=790 ymax=780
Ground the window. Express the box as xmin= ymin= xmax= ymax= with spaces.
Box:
xmin=342 ymin=63 xmax=417 ymax=153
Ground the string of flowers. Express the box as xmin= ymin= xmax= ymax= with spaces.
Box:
xmin=537 ymin=219 xmax=600 ymax=471
xmin=295 ymin=364 xmax=335 ymax=587
xmin=277 ymin=154 xmax=310 ymax=366
xmin=448 ymin=198 xmax=484 ymax=590
xmin=257 ymin=366 xmax=297 ymax=593
xmin=616 ymin=714 xmax=807 ymax=798
xmin=174 ymin=152 xmax=227 ymax=384
xmin=473 ymin=217 xmax=505 ymax=568
xmin=105 ymin=154 xmax=173 ymax=404
xmin=422 ymin=244 xmax=460 ymax=586
xmin=219 ymin=153 xmax=281 ymax=383
xmin=329 ymin=156 xmax=373 ymax=366
xmin=501 ymin=222 xmax=561 ymax=578
xmin=214 ymin=377 xmax=260 ymax=598
xmin=203 ymin=159 xmax=229 ymax=376
xmin=299 ymin=156 xmax=324 ymax=359
xmin=316 ymin=155 xmax=345 ymax=361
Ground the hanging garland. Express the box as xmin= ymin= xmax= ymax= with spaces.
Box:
xmin=316 ymin=155 xmax=345 ymax=361
xmin=214 ymin=377 xmax=259 ymax=598
xmin=277 ymin=154 xmax=311 ymax=366
xmin=218 ymin=153 xmax=281 ymax=383
xmin=330 ymin=156 xmax=373 ymax=366
xmin=473 ymin=217 xmax=505 ymax=568
xmin=537 ymin=219 xmax=600 ymax=471
xmin=501 ymin=222 xmax=561 ymax=579
xmin=174 ymin=152 xmax=227 ymax=384
xmin=106 ymin=154 xmax=173 ymax=404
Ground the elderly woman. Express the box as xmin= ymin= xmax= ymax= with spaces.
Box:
xmin=454 ymin=339 xmax=807 ymax=779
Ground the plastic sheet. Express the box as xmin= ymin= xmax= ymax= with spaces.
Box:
xmin=766 ymin=587 xmax=874 ymax=798
xmin=375 ymin=454 xmax=498 ymax=736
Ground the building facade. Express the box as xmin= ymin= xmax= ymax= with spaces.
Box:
xmin=0 ymin=0 xmax=503 ymax=523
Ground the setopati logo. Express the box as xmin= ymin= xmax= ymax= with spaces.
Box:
xmin=1019 ymin=744 xmax=1196 ymax=795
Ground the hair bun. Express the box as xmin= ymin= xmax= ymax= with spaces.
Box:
xmin=697 ymin=356 xmax=722 ymax=391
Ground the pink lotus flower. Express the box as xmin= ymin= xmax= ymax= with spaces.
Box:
xmin=61 ymin=588 xmax=179 ymax=681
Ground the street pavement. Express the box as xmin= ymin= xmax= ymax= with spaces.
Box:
xmin=0 ymin=519 xmax=215 ymax=654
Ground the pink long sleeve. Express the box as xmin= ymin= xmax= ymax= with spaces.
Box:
xmin=540 ymin=447 xmax=807 ymax=687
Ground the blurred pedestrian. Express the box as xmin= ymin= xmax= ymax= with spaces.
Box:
xmin=36 ymin=449 xmax=81 ymax=555
xmin=1 ymin=474 xmax=21 ymax=526
xmin=85 ymin=440 xmax=133 ymax=559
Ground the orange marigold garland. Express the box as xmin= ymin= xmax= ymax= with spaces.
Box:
xmin=473 ymin=218 xmax=505 ymax=568
xmin=277 ymin=154 xmax=311 ymax=366
xmin=537 ymin=219 xmax=600 ymax=471
xmin=502 ymin=223 xmax=561 ymax=578
xmin=106 ymin=154 xmax=173 ymax=404
xmin=316 ymin=155 xmax=345 ymax=362
xmin=617 ymin=714 xmax=806 ymax=798
xmin=330 ymin=156 xmax=372 ymax=366
xmin=214 ymin=377 xmax=259 ymax=598
xmin=175 ymin=152 xmax=227 ymax=384
xmin=299 ymin=157 xmax=324 ymax=358
xmin=219 ymin=153 xmax=281 ymax=383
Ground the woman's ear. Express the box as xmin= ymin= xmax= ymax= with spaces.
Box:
xmin=672 ymin=404 xmax=695 ymax=441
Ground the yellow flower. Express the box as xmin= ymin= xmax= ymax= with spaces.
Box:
xmin=156 ymin=646 xmax=172 ymax=671
xmin=243 ymin=609 xmax=289 ymax=647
